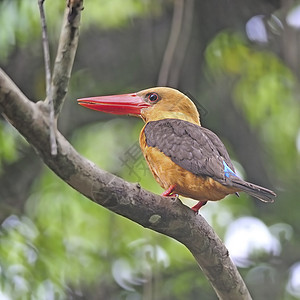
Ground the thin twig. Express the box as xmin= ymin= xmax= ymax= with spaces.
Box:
xmin=38 ymin=0 xmax=57 ymax=156
xmin=38 ymin=0 xmax=51 ymax=95
xmin=157 ymin=0 xmax=185 ymax=86
xmin=169 ymin=0 xmax=194 ymax=87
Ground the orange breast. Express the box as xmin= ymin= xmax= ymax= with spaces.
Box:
xmin=139 ymin=128 xmax=238 ymax=201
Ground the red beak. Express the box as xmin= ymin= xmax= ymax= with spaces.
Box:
xmin=77 ymin=93 xmax=150 ymax=116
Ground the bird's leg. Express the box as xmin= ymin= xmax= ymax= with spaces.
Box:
xmin=191 ymin=201 xmax=207 ymax=212
xmin=161 ymin=184 xmax=177 ymax=197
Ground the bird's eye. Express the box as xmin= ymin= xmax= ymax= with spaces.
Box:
xmin=147 ymin=92 xmax=159 ymax=103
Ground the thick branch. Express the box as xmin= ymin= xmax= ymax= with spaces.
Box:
xmin=48 ymin=2 xmax=83 ymax=116
xmin=0 ymin=68 xmax=252 ymax=300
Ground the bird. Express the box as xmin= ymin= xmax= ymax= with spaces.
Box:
xmin=78 ymin=87 xmax=276 ymax=212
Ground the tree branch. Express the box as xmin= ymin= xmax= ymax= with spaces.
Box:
xmin=48 ymin=1 xmax=83 ymax=116
xmin=0 ymin=67 xmax=252 ymax=299
xmin=38 ymin=0 xmax=52 ymax=96
xmin=38 ymin=0 xmax=57 ymax=155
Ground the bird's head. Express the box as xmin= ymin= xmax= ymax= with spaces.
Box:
xmin=78 ymin=87 xmax=200 ymax=125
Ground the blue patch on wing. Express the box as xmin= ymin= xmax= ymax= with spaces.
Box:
xmin=223 ymin=161 xmax=238 ymax=178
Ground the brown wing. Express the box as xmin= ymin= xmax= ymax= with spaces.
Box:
xmin=144 ymin=119 xmax=276 ymax=202
xmin=144 ymin=119 xmax=237 ymax=186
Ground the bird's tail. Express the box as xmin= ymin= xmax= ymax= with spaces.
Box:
xmin=231 ymin=178 xmax=276 ymax=203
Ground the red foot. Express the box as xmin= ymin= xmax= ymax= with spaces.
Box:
xmin=161 ymin=185 xmax=177 ymax=197
xmin=191 ymin=201 xmax=207 ymax=212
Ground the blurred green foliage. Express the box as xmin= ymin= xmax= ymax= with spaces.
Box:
xmin=0 ymin=121 xmax=21 ymax=172
xmin=0 ymin=0 xmax=163 ymax=61
xmin=1 ymin=1 xmax=300 ymax=299
xmin=205 ymin=31 xmax=300 ymax=174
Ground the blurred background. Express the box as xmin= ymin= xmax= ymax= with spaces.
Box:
xmin=0 ymin=0 xmax=300 ymax=299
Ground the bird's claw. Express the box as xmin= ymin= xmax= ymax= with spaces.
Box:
xmin=191 ymin=201 xmax=207 ymax=213
xmin=161 ymin=185 xmax=177 ymax=197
